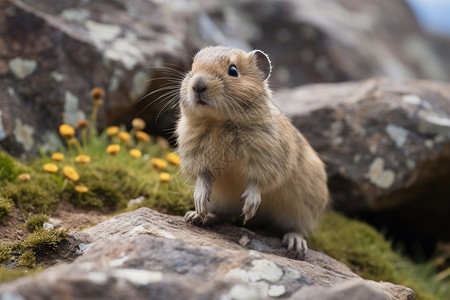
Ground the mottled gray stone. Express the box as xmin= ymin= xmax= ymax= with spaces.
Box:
xmin=8 ymin=58 xmax=37 ymax=80
xmin=0 ymin=208 xmax=414 ymax=300
xmin=275 ymin=77 xmax=450 ymax=246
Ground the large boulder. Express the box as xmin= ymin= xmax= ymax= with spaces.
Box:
xmin=2 ymin=0 xmax=450 ymax=157
xmin=0 ymin=208 xmax=414 ymax=300
xmin=0 ymin=0 xmax=200 ymax=158
xmin=274 ymin=78 xmax=450 ymax=251
xmin=200 ymin=0 xmax=450 ymax=87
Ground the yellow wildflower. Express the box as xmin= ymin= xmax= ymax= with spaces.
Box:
xmin=59 ymin=124 xmax=75 ymax=139
xmin=62 ymin=166 xmax=79 ymax=182
xmin=106 ymin=126 xmax=119 ymax=136
xmin=159 ymin=172 xmax=171 ymax=183
xmin=129 ymin=149 xmax=142 ymax=158
xmin=150 ymin=158 xmax=167 ymax=170
xmin=106 ymin=144 xmax=121 ymax=155
xmin=75 ymin=185 xmax=89 ymax=193
xmin=135 ymin=131 xmax=151 ymax=144
xmin=76 ymin=120 xmax=89 ymax=129
xmin=118 ymin=131 xmax=131 ymax=144
xmin=18 ymin=173 xmax=31 ymax=182
xmin=166 ymin=152 xmax=181 ymax=166
xmin=43 ymin=163 xmax=58 ymax=173
xmin=51 ymin=152 xmax=64 ymax=162
xmin=132 ymin=118 xmax=146 ymax=130
xmin=90 ymin=87 xmax=105 ymax=100
xmin=75 ymin=154 xmax=91 ymax=164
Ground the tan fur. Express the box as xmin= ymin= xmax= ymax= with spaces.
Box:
xmin=176 ymin=46 xmax=329 ymax=256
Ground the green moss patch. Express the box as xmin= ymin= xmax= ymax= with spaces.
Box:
xmin=18 ymin=250 xmax=36 ymax=268
xmin=310 ymin=211 xmax=449 ymax=300
xmin=0 ymin=267 xmax=37 ymax=284
xmin=0 ymin=152 xmax=20 ymax=181
xmin=0 ymin=197 xmax=14 ymax=222
xmin=25 ymin=214 xmax=50 ymax=232
xmin=0 ymin=246 xmax=11 ymax=263
xmin=0 ymin=228 xmax=67 ymax=283
xmin=20 ymin=229 xmax=68 ymax=257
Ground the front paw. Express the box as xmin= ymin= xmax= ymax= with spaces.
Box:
xmin=184 ymin=211 xmax=218 ymax=226
xmin=241 ymin=185 xmax=261 ymax=224
xmin=282 ymin=232 xmax=308 ymax=260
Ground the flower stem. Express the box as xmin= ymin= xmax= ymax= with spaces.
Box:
xmin=90 ymin=104 xmax=99 ymax=141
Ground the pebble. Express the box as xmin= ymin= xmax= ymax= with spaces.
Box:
xmin=49 ymin=217 xmax=62 ymax=228
xmin=76 ymin=243 xmax=89 ymax=255
xmin=43 ymin=222 xmax=54 ymax=231
xmin=268 ymin=285 xmax=286 ymax=297
xmin=127 ymin=196 xmax=145 ymax=207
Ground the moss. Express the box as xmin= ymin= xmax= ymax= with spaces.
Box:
xmin=25 ymin=213 xmax=50 ymax=232
xmin=0 ymin=152 xmax=20 ymax=181
xmin=67 ymin=163 xmax=129 ymax=210
xmin=310 ymin=211 xmax=447 ymax=300
xmin=0 ymin=229 xmax=67 ymax=275
xmin=18 ymin=250 xmax=36 ymax=268
xmin=2 ymin=173 xmax=59 ymax=213
xmin=21 ymin=229 xmax=68 ymax=257
xmin=0 ymin=245 xmax=11 ymax=263
xmin=0 ymin=267 xmax=36 ymax=284
xmin=0 ymin=197 xmax=14 ymax=222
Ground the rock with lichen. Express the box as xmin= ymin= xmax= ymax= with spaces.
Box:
xmin=2 ymin=0 xmax=450 ymax=157
xmin=0 ymin=208 xmax=415 ymax=300
xmin=274 ymin=77 xmax=450 ymax=249
xmin=0 ymin=0 xmax=198 ymax=157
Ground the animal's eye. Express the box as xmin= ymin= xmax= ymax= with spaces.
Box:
xmin=228 ymin=65 xmax=238 ymax=77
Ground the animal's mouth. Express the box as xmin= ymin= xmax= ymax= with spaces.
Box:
xmin=195 ymin=94 xmax=208 ymax=106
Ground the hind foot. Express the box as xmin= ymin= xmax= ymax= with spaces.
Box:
xmin=282 ymin=232 xmax=308 ymax=260
xmin=184 ymin=211 xmax=219 ymax=226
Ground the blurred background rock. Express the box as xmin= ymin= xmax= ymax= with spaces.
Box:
xmin=0 ymin=0 xmax=449 ymax=262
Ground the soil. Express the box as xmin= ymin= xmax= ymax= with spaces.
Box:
xmin=0 ymin=209 xmax=27 ymax=245
xmin=0 ymin=201 xmax=106 ymax=245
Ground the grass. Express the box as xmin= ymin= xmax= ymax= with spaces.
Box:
xmin=309 ymin=211 xmax=449 ymax=300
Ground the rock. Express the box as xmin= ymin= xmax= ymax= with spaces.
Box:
xmin=48 ymin=218 xmax=62 ymax=228
xmin=127 ymin=196 xmax=145 ymax=208
xmin=42 ymin=222 xmax=54 ymax=231
xmin=274 ymin=77 xmax=450 ymax=248
xmin=291 ymin=279 xmax=387 ymax=300
xmin=0 ymin=207 xmax=414 ymax=300
xmin=200 ymin=0 xmax=450 ymax=87
xmin=2 ymin=0 xmax=450 ymax=157
xmin=0 ymin=0 xmax=200 ymax=157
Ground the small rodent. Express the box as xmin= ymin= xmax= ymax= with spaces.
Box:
xmin=176 ymin=46 xmax=329 ymax=259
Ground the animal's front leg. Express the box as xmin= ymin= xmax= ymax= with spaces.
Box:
xmin=193 ymin=171 xmax=212 ymax=222
xmin=240 ymin=183 xmax=261 ymax=224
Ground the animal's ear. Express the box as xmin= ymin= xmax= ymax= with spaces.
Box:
xmin=250 ymin=50 xmax=272 ymax=81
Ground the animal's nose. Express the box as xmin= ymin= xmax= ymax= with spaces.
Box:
xmin=192 ymin=77 xmax=207 ymax=93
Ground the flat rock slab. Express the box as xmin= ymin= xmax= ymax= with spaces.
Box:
xmin=0 ymin=208 xmax=414 ymax=300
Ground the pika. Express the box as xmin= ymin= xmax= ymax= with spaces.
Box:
xmin=176 ymin=46 xmax=329 ymax=259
